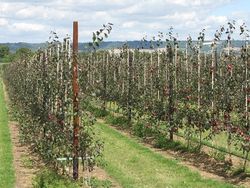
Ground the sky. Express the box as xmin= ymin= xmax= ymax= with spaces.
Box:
xmin=0 ymin=0 xmax=250 ymax=43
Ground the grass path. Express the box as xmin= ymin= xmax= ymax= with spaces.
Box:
xmin=0 ymin=78 xmax=15 ymax=188
xmin=96 ymin=121 xmax=236 ymax=188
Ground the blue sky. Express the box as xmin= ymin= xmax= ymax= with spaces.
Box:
xmin=0 ymin=0 xmax=249 ymax=43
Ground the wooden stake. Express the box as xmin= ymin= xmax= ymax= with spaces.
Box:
xmin=72 ymin=21 xmax=79 ymax=180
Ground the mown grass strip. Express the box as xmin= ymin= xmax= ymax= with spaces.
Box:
xmin=90 ymin=100 xmax=249 ymax=161
xmin=96 ymin=121 xmax=237 ymax=188
xmin=0 ymin=78 xmax=15 ymax=188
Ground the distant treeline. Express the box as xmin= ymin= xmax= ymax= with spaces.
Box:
xmin=0 ymin=40 xmax=247 ymax=53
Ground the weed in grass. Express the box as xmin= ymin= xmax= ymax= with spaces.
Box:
xmin=231 ymin=167 xmax=246 ymax=176
xmin=33 ymin=169 xmax=81 ymax=188
xmin=230 ymin=167 xmax=250 ymax=180
xmin=88 ymin=106 xmax=109 ymax=118
xmin=132 ymin=122 xmax=145 ymax=138
xmin=96 ymin=156 xmax=107 ymax=168
xmin=20 ymin=154 xmax=34 ymax=168
xmin=154 ymin=134 xmax=188 ymax=152
xmin=188 ymin=145 xmax=203 ymax=153
xmin=132 ymin=121 xmax=158 ymax=138
xmin=105 ymin=115 xmax=129 ymax=128
xmin=88 ymin=177 xmax=112 ymax=188
xmin=209 ymin=150 xmax=226 ymax=162
xmin=33 ymin=168 xmax=113 ymax=188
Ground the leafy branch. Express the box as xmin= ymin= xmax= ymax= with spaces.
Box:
xmin=89 ymin=23 xmax=113 ymax=50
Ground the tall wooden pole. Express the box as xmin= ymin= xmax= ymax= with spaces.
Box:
xmin=211 ymin=45 xmax=215 ymax=112
xmin=168 ymin=46 xmax=174 ymax=141
xmin=72 ymin=21 xmax=79 ymax=180
xmin=197 ymin=47 xmax=201 ymax=109
xmin=245 ymin=43 xmax=249 ymax=128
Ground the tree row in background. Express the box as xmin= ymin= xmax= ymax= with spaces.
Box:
xmin=2 ymin=21 xmax=250 ymax=174
xmin=80 ymin=22 xmax=250 ymax=169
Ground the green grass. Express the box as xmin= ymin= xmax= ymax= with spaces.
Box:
xmin=33 ymin=169 xmax=81 ymax=188
xmin=0 ymin=78 xmax=15 ymax=188
xmin=176 ymin=129 xmax=250 ymax=161
xmin=96 ymin=121 xmax=236 ymax=188
xmin=93 ymin=100 xmax=249 ymax=161
xmin=32 ymin=169 xmax=112 ymax=188
xmin=20 ymin=154 xmax=35 ymax=169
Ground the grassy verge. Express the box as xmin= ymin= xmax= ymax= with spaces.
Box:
xmin=0 ymin=78 xmax=15 ymax=188
xmin=90 ymin=99 xmax=249 ymax=161
xmin=96 ymin=121 xmax=236 ymax=188
xmin=33 ymin=169 xmax=81 ymax=188
xmin=32 ymin=168 xmax=112 ymax=188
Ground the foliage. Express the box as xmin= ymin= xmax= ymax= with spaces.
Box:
xmin=88 ymin=177 xmax=112 ymax=188
xmin=14 ymin=47 xmax=33 ymax=61
xmin=0 ymin=45 xmax=10 ymax=58
xmin=33 ymin=169 xmax=82 ymax=188
xmin=89 ymin=23 xmax=113 ymax=50
xmin=3 ymin=35 xmax=103 ymax=177
xmin=209 ymin=150 xmax=226 ymax=162
xmin=0 ymin=45 xmax=14 ymax=63
xmin=105 ymin=114 xmax=129 ymax=129
xmin=33 ymin=169 xmax=112 ymax=188
xmin=80 ymin=21 xmax=250 ymax=170
xmin=154 ymin=134 xmax=186 ymax=151
xmin=3 ymin=20 xmax=250 ymax=178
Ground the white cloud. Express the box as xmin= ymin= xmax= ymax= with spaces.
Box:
xmin=15 ymin=5 xmax=71 ymax=20
xmin=121 ymin=21 xmax=138 ymax=28
xmin=147 ymin=22 xmax=164 ymax=30
xmin=12 ymin=23 xmax=46 ymax=31
xmin=169 ymin=0 xmax=232 ymax=7
xmin=0 ymin=18 xmax=8 ymax=26
xmin=205 ymin=16 xmax=228 ymax=25
xmin=0 ymin=0 xmax=248 ymax=42
xmin=16 ymin=6 xmax=48 ymax=19
xmin=160 ymin=11 xmax=197 ymax=22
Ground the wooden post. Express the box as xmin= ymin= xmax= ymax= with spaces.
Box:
xmin=168 ymin=46 xmax=174 ymax=141
xmin=198 ymin=47 xmax=201 ymax=109
xmin=102 ymin=52 xmax=107 ymax=111
xmin=245 ymin=42 xmax=248 ymax=128
xmin=127 ymin=49 xmax=132 ymax=123
xmin=211 ymin=45 xmax=215 ymax=112
xmin=185 ymin=43 xmax=189 ymax=84
xmin=157 ymin=49 xmax=160 ymax=100
xmin=150 ymin=53 xmax=153 ymax=97
xmin=143 ymin=53 xmax=147 ymax=95
xmin=174 ymin=44 xmax=178 ymax=90
xmin=72 ymin=21 xmax=79 ymax=180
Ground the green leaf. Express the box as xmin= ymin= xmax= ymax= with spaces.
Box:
xmin=92 ymin=32 xmax=96 ymax=42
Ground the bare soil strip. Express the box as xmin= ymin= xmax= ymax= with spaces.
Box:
xmin=9 ymin=121 xmax=42 ymax=188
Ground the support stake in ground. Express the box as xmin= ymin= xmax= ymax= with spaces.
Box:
xmin=72 ymin=21 xmax=79 ymax=180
